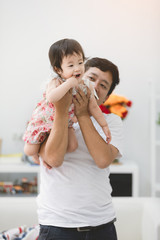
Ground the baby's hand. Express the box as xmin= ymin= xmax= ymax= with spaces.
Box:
xmin=102 ymin=125 xmax=111 ymax=144
xmin=67 ymin=76 xmax=79 ymax=88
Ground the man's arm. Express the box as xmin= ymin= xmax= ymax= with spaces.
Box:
xmin=39 ymin=91 xmax=72 ymax=167
xmin=73 ymin=89 xmax=118 ymax=169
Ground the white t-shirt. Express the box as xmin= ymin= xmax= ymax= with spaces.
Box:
xmin=37 ymin=113 xmax=123 ymax=227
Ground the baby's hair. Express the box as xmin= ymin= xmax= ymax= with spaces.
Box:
xmin=49 ymin=39 xmax=86 ymax=73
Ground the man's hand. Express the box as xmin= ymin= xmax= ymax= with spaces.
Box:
xmin=54 ymin=89 xmax=72 ymax=114
xmin=73 ymin=88 xmax=91 ymax=119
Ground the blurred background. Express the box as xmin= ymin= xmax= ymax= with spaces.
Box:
xmin=0 ymin=0 xmax=160 ymax=197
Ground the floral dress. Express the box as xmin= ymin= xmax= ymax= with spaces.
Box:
xmin=23 ymin=91 xmax=74 ymax=144
xmin=23 ymin=77 xmax=96 ymax=144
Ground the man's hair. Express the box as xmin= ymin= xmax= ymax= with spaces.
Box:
xmin=49 ymin=39 xmax=86 ymax=72
xmin=85 ymin=57 xmax=120 ymax=96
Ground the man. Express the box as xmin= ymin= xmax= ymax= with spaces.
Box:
xmin=38 ymin=58 xmax=123 ymax=240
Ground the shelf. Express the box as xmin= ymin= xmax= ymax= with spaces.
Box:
xmin=0 ymin=160 xmax=139 ymax=198
xmin=110 ymin=161 xmax=138 ymax=173
xmin=0 ymin=163 xmax=40 ymax=173
xmin=0 ymin=193 xmax=37 ymax=197
xmin=0 ymin=163 xmax=40 ymax=196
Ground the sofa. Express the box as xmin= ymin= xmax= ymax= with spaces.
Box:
xmin=1 ymin=197 xmax=160 ymax=240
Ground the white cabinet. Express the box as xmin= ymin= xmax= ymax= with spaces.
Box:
xmin=150 ymin=81 xmax=160 ymax=196
xmin=110 ymin=161 xmax=139 ymax=197
xmin=0 ymin=162 xmax=40 ymax=196
xmin=0 ymin=160 xmax=139 ymax=197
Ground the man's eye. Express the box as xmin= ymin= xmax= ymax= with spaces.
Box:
xmin=101 ymin=84 xmax=107 ymax=89
xmin=88 ymin=76 xmax=95 ymax=81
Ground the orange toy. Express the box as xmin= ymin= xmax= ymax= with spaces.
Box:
xmin=100 ymin=94 xmax=132 ymax=119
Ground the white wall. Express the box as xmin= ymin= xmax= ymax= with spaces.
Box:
xmin=0 ymin=0 xmax=160 ymax=196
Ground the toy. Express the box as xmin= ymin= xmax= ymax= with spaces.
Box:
xmin=100 ymin=94 xmax=132 ymax=119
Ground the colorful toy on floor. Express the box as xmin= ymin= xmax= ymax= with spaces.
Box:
xmin=0 ymin=225 xmax=39 ymax=240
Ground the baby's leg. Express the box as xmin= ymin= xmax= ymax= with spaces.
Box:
xmin=24 ymin=143 xmax=40 ymax=164
xmin=67 ymin=127 xmax=78 ymax=152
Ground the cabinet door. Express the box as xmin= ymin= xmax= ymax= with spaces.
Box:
xmin=109 ymin=173 xmax=132 ymax=197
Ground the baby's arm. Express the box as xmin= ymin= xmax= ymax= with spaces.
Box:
xmin=46 ymin=77 xmax=78 ymax=103
xmin=88 ymin=97 xmax=111 ymax=143
xmin=87 ymin=81 xmax=111 ymax=143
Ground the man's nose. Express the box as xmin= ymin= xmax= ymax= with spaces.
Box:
xmin=94 ymin=80 xmax=99 ymax=90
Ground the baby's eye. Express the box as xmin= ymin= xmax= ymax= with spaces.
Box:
xmin=68 ymin=64 xmax=73 ymax=67
xmin=79 ymin=61 xmax=83 ymax=65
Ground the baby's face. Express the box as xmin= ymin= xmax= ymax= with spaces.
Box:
xmin=58 ymin=53 xmax=85 ymax=81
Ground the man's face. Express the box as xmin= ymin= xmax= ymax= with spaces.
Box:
xmin=83 ymin=67 xmax=113 ymax=106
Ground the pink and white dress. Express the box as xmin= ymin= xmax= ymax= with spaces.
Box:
xmin=23 ymin=93 xmax=74 ymax=144
xmin=23 ymin=77 xmax=96 ymax=144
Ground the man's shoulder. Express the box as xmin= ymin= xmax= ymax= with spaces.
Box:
xmin=103 ymin=113 xmax=123 ymax=130
xmin=103 ymin=113 xmax=122 ymax=122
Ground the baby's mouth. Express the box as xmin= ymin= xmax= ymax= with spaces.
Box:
xmin=75 ymin=74 xmax=80 ymax=78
